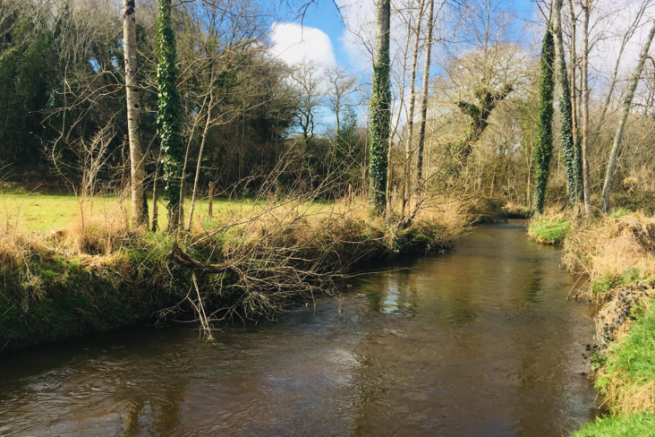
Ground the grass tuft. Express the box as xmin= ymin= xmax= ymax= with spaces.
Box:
xmin=528 ymin=214 xmax=570 ymax=244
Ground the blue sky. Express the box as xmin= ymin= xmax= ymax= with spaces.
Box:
xmin=273 ymin=0 xmax=540 ymax=74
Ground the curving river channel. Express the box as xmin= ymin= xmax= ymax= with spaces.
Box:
xmin=0 ymin=222 xmax=600 ymax=437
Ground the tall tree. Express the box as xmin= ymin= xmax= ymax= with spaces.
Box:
xmin=602 ymin=17 xmax=655 ymax=211
xmin=402 ymin=0 xmax=425 ymax=214
xmin=368 ymin=0 xmax=391 ymax=213
xmin=415 ymin=0 xmax=435 ymax=189
xmin=533 ymin=28 xmax=555 ymax=215
xmin=156 ymin=0 xmax=185 ymax=231
xmin=579 ymin=0 xmax=592 ymax=215
xmin=123 ymin=0 xmax=148 ymax=227
xmin=552 ymin=0 xmax=578 ymax=209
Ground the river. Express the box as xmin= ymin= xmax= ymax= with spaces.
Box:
xmin=0 ymin=221 xmax=599 ymax=436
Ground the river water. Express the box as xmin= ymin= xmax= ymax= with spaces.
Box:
xmin=0 ymin=222 xmax=599 ymax=437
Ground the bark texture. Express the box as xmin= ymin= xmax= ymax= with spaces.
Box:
xmin=368 ymin=0 xmax=391 ymax=213
xmin=123 ymin=0 xmax=148 ymax=226
xmin=415 ymin=0 xmax=435 ymax=188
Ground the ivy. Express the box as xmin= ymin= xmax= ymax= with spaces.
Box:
xmin=156 ymin=0 xmax=184 ymax=230
xmin=533 ymin=29 xmax=555 ymax=214
xmin=368 ymin=1 xmax=391 ymax=214
xmin=558 ymin=42 xmax=577 ymax=207
xmin=574 ymin=135 xmax=584 ymax=202
xmin=438 ymin=85 xmax=513 ymax=188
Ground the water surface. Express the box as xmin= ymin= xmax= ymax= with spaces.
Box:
xmin=0 ymin=222 xmax=598 ymax=436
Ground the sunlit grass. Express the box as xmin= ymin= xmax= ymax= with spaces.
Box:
xmin=571 ymin=412 xmax=655 ymax=437
xmin=527 ymin=215 xmax=570 ymax=244
xmin=0 ymin=190 xmax=332 ymax=231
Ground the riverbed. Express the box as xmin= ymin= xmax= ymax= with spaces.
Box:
xmin=0 ymin=221 xmax=599 ymax=436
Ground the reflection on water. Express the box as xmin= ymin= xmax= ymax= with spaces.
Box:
xmin=0 ymin=221 xmax=599 ymax=437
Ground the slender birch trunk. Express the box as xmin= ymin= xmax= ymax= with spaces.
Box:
xmin=602 ymin=17 xmax=655 ymax=211
xmin=580 ymin=0 xmax=592 ymax=215
xmin=415 ymin=0 xmax=435 ymax=189
xmin=123 ymin=0 xmax=148 ymax=226
xmin=402 ymin=0 xmax=425 ymax=216
xmin=187 ymin=92 xmax=214 ymax=232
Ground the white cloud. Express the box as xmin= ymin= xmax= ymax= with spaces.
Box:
xmin=270 ymin=23 xmax=337 ymax=67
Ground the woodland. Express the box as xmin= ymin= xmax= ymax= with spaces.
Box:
xmin=2 ymin=0 xmax=655 ymax=434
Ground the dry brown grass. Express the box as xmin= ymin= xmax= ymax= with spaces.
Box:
xmin=563 ymin=212 xmax=655 ymax=285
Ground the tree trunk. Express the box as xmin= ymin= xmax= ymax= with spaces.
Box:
xmin=151 ymin=153 xmax=161 ymax=232
xmin=580 ymin=0 xmax=592 ymax=215
xmin=533 ymin=28 xmax=555 ymax=215
xmin=415 ymin=0 xmax=435 ymax=189
xmin=122 ymin=0 xmax=148 ymax=227
xmin=602 ymin=17 xmax=655 ymax=211
xmin=368 ymin=0 xmax=391 ymax=214
xmin=552 ymin=0 xmax=578 ymax=208
xmin=156 ymin=0 xmax=185 ymax=232
xmin=568 ymin=0 xmax=584 ymax=204
xmin=187 ymin=92 xmax=214 ymax=232
xmin=402 ymin=0 xmax=425 ymax=216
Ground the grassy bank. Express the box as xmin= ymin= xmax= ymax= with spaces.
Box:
xmin=529 ymin=211 xmax=655 ymax=435
xmin=0 ymin=193 xmax=469 ymax=352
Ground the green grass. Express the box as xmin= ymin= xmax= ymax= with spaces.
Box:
xmin=527 ymin=216 xmax=571 ymax=244
xmin=0 ymin=191 xmax=286 ymax=231
xmin=600 ymin=298 xmax=655 ymax=391
xmin=590 ymin=268 xmax=641 ymax=298
xmin=571 ymin=413 xmax=655 ymax=437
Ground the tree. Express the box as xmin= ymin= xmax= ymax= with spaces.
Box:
xmin=533 ymin=28 xmax=555 ymax=215
xmin=579 ymin=0 xmax=592 ymax=215
xmin=325 ymin=66 xmax=357 ymax=134
xmin=552 ymin=0 xmax=578 ymax=209
xmin=403 ymin=0 xmax=425 ymax=213
xmin=156 ymin=0 xmax=185 ymax=231
xmin=368 ymin=0 xmax=392 ymax=213
xmin=290 ymin=60 xmax=324 ymax=146
xmin=123 ymin=0 xmax=148 ymax=227
xmin=416 ymin=0 xmax=435 ymax=189
xmin=602 ymin=17 xmax=655 ymax=211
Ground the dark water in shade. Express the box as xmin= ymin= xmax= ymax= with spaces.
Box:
xmin=0 ymin=221 xmax=600 ymax=437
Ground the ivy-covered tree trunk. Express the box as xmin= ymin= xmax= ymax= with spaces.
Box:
xmin=156 ymin=0 xmax=184 ymax=231
xmin=552 ymin=0 xmax=577 ymax=208
xmin=368 ymin=0 xmax=391 ymax=214
xmin=533 ymin=29 xmax=555 ymax=215
xmin=123 ymin=0 xmax=148 ymax=227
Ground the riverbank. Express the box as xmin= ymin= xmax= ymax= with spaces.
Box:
xmin=0 ymin=219 xmax=598 ymax=437
xmin=0 ymin=194 xmax=475 ymax=353
xmin=529 ymin=211 xmax=655 ymax=436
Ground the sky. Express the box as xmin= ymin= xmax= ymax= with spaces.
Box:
xmin=268 ymin=0 xmax=655 ymax=131
xmin=271 ymin=0 xmax=539 ymax=75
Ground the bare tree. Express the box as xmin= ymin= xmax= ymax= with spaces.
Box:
xmin=324 ymin=66 xmax=357 ymax=134
xmin=579 ymin=0 xmax=592 ymax=215
xmin=402 ymin=0 xmax=426 ymax=214
xmin=416 ymin=0 xmax=436 ymax=188
xmin=290 ymin=60 xmax=324 ymax=145
xmin=123 ymin=0 xmax=148 ymax=227
xmin=602 ymin=16 xmax=655 ymax=211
